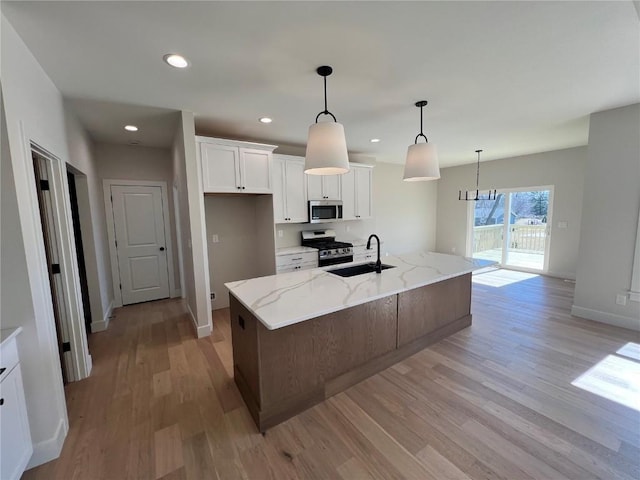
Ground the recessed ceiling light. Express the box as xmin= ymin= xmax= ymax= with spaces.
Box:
xmin=163 ymin=54 xmax=189 ymax=69
xmin=370 ymin=138 xmax=381 ymax=143
xmin=259 ymin=117 xmax=273 ymax=124
xmin=124 ymin=125 xmax=138 ymax=132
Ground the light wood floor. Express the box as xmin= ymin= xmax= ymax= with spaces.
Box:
xmin=23 ymin=270 xmax=640 ymax=480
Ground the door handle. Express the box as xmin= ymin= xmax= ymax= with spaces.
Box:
xmin=159 ymin=247 xmax=165 ymax=251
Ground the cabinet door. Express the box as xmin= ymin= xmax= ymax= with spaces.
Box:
xmin=340 ymin=169 xmax=356 ymax=220
xmin=285 ymin=160 xmax=307 ymax=223
xmin=355 ymin=167 xmax=373 ymax=218
xmin=0 ymin=365 xmax=32 ymax=480
xmin=322 ymin=175 xmax=342 ymax=200
xmin=272 ymin=157 xmax=287 ymax=223
xmin=240 ymin=148 xmax=272 ymax=193
xmin=201 ymin=143 xmax=241 ymax=193
xmin=306 ymin=174 xmax=323 ymax=200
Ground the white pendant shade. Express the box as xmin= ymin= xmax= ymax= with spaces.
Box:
xmin=403 ymin=142 xmax=440 ymax=181
xmin=305 ymin=121 xmax=350 ymax=175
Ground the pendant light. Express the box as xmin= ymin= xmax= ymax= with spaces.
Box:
xmin=458 ymin=149 xmax=497 ymax=201
xmin=305 ymin=66 xmax=350 ymax=175
xmin=403 ymin=100 xmax=440 ymax=181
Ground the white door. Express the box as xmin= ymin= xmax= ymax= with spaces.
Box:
xmin=111 ymin=185 xmax=170 ymax=304
xmin=285 ymin=160 xmax=307 ymax=222
xmin=322 ymin=175 xmax=342 ymax=200
xmin=201 ymin=143 xmax=240 ymax=192
xmin=355 ymin=167 xmax=372 ymax=218
xmin=341 ymin=169 xmax=356 ymax=220
xmin=272 ymin=157 xmax=287 ymax=222
xmin=240 ymin=148 xmax=272 ymax=193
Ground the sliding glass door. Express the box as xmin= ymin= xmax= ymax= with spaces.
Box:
xmin=469 ymin=187 xmax=553 ymax=272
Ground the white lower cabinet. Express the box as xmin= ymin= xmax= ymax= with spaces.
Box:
xmin=1 ymin=328 xmax=32 ymax=480
xmin=276 ymin=251 xmax=318 ymax=274
xmin=352 ymin=243 xmax=382 ymax=263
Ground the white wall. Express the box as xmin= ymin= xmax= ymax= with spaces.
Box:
xmin=172 ymin=112 xmax=211 ymax=337
xmin=436 ymin=146 xmax=586 ymax=279
xmin=94 ymin=142 xmax=181 ymax=294
xmin=573 ymin=104 xmax=640 ymax=330
xmin=1 ymin=13 xmax=70 ymax=466
xmin=275 ymin=161 xmax=438 ymax=254
xmin=64 ymin=109 xmax=114 ymax=331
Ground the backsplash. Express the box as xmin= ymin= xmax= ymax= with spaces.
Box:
xmin=275 ymin=219 xmax=376 ymax=248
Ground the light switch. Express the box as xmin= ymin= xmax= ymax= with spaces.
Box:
xmin=212 ymin=234 xmax=219 ymax=243
xmin=277 ymin=230 xmax=283 ymax=238
xmin=557 ymin=221 xmax=568 ymax=229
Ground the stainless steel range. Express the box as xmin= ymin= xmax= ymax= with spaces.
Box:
xmin=301 ymin=230 xmax=354 ymax=267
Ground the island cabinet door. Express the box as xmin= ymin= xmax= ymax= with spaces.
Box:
xmin=256 ymin=295 xmax=398 ymax=415
xmin=229 ymin=295 xmax=261 ymax=417
xmin=397 ymin=274 xmax=472 ymax=347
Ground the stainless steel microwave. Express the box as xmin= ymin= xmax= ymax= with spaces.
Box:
xmin=309 ymin=200 xmax=343 ymax=223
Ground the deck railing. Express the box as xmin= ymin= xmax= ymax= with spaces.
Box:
xmin=473 ymin=224 xmax=547 ymax=253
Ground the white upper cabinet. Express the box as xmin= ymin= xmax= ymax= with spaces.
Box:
xmin=272 ymin=155 xmax=307 ymax=223
xmin=197 ymin=137 xmax=276 ymax=194
xmin=306 ymin=174 xmax=341 ymax=200
xmin=341 ymin=164 xmax=373 ymax=220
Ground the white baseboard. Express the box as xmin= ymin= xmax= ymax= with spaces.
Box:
xmin=91 ymin=300 xmax=113 ymax=332
xmin=546 ymin=270 xmax=576 ymax=281
xmin=571 ymin=305 xmax=640 ymax=331
xmin=171 ymin=288 xmax=182 ymax=298
xmin=187 ymin=303 xmax=212 ymax=338
xmin=26 ymin=417 xmax=68 ymax=469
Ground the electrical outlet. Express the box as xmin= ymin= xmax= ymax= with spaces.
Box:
xmin=277 ymin=230 xmax=283 ymax=238
xmin=212 ymin=234 xmax=219 ymax=243
xmin=558 ymin=221 xmax=568 ymax=229
xmin=616 ymin=294 xmax=627 ymax=306
xmin=210 ymin=292 xmax=216 ymax=300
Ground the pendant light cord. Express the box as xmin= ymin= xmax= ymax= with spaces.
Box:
xmin=476 ymin=150 xmax=481 ymax=189
xmin=315 ymin=69 xmax=337 ymax=123
xmin=414 ymin=101 xmax=429 ymax=144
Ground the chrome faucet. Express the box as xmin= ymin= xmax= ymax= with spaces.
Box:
xmin=366 ymin=234 xmax=382 ymax=273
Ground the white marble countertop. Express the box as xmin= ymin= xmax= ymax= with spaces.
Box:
xmin=276 ymin=246 xmax=318 ymax=256
xmin=226 ymin=252 xmax=495 ymax=330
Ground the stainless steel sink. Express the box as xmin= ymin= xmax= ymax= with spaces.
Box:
xmin=327 ymin=263 xmax=396 ymax=278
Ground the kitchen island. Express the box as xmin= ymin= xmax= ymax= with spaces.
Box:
xmin=225 ymin=252 xmax=494 ymax=431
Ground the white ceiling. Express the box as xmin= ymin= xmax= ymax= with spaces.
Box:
xmin=3 ymin=1 xmax=638 ymax=167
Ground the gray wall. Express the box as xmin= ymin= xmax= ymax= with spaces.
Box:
xmin=572 ymin=104 xmax=640 ymax=330
xmin=94 ymin=142 xmax=181 ymax=292
xmin=204 ymin=195 xmax=275 ymax=309
xmin=275 ymin=161 xmax=438 ymax=255
xmin=436 ymin=146 xmax=586 ymax=279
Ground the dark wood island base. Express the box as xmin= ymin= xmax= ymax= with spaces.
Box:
xmin=230 ymin=273 xmax=472 ymax=431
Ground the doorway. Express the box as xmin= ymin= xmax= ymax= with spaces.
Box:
xmin=67 ymin=170 xmax=92 ymax=334
xmin=104 ymin=180 xmax=176 ymax=306
xmin=469 ymin=186 xmax=553 ymax=272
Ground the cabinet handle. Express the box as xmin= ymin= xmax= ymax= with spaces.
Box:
xmin=237 ymin=186 xmax=241 ymax=190
xmin=292 ymin=257 xmax=302 ymax=261
xmin=242 ymin=186 xmax=246 ymax=190
xmin=0 ymin=398 xmax=4 ymax=406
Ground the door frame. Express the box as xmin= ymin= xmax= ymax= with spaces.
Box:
xmin=466 ymin=185 xmax=554 ymax=274
xmin=103 ymin=179 xmax=177 ymax=308
xmin=30 ymin=143 xmax=92 ymax=382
